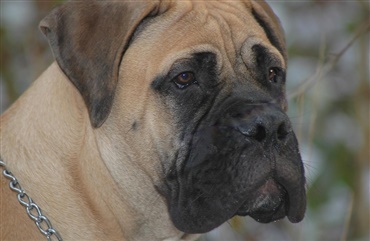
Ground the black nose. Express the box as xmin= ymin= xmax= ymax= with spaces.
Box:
xmin=226 ymin=104 xmax=292 ymax=143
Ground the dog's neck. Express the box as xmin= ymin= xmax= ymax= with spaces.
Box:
xmin=0 ymin=63 xmax=192 ymax=241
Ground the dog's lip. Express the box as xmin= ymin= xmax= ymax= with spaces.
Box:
xmin=235 ymin=179 xmax=286 ymax=218
xmin=276 ymin=169 xmax=307 ymax=223
xmin=245 ymin=202 xmax=287 ymax=223
xmin=285 ymin=183 xmax=306 ymax=223
xmin=234 ymin=178 xmax=306 ymax=223
xmin=236 ymin=184 xmax=306 ymax=224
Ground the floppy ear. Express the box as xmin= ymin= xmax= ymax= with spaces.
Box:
xmin=250 ymin=0 xmax=287 ymax=62
xmin=39 ymin=0 xmax=162 ymax=128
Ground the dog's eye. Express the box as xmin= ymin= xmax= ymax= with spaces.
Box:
xmin=173 ymin=72 xmax=197 ymax=89
xmin=268 ymin=67 xmax=280 ymax=83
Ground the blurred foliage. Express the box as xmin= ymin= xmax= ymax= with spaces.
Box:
xmin=1 ymin=1 xmax=369 ymax=241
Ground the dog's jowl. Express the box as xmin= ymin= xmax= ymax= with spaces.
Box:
xmin=1 ymin=1 xmax=306 ymax=241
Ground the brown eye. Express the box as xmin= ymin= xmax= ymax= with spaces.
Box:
xmin=174 ymin=72 xmax=196 ymax=88
xmin=268 ymin=67 xmax=280 ymax=83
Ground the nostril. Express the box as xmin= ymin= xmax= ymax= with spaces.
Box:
xmin=240 ymin=123 xmax=266 ymax=142
xmin=254 ymin=124 xmax=266 ymax=142
xmin=277 ymin=123 xmax=289 ymax=140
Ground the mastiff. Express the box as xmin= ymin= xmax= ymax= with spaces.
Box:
xmin=0 ymin=0 xmax=306 ymax=240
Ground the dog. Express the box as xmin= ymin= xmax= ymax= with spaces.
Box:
xmin=0 ymin=0 xmax=306 ymax=240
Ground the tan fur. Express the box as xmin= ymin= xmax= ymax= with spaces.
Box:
xmin=1 ymin=1 xmax=285 ymax=240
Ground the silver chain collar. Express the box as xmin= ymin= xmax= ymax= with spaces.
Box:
xmin=0 ymin=159 xmax=63 ymax=241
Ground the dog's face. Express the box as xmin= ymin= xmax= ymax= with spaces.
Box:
xmin=41 ymin=0 xmax=306 ymax=234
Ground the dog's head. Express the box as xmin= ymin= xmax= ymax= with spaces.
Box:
xmin=41 ymin=0 xmax=306 ymax=234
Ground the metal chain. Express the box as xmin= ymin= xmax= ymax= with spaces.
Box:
xmin=0 ymin=159 xmax=63 ymax=241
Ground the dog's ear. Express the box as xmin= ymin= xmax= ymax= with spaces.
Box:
xmin=250 ymin=0 xmax=287 ymax=62
xmin=39 ymin=0 xmax=164 ymax=128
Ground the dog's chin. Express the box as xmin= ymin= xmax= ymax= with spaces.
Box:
xmin=168 ymin=179 xmax=294 ymax=234
xmin=235 ymin=179 xmax=288 ymax=223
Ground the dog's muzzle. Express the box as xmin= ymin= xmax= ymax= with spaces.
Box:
xmin=165 ymin=101 xmax=306 ymax=233
xmin=223 ymin=103 xmax=302 ymax=222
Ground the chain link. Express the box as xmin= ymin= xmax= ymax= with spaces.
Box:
xmin=0 ymin=159 xmax=63 ymax=241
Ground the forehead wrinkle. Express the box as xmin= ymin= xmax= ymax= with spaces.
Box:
xmin=204 ymin=4 xmax=258 ymax=74
xmin=206 ymin=13 xmax=235 ymax=68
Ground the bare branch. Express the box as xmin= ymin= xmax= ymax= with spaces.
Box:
xmin=288 ymin=20 xmax=370 ymax=100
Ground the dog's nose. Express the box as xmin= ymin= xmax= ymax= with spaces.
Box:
xmin=227 ymin=104 xmax=291 ymax=143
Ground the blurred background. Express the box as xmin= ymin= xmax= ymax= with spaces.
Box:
xmin=1 ymin=1 xmax=369 ymax=241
